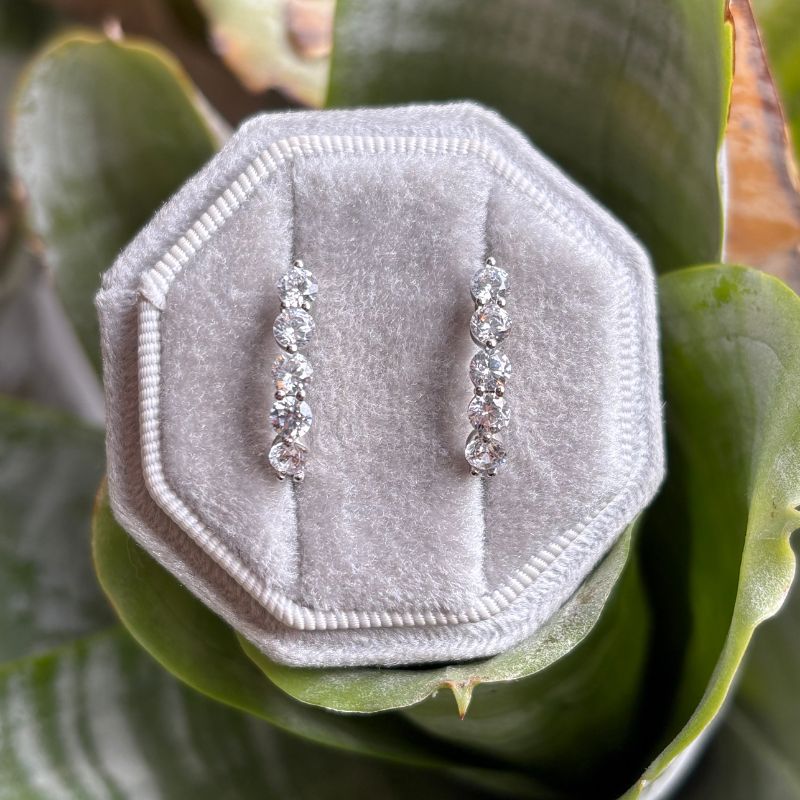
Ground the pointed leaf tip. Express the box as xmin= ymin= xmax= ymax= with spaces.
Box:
xmin=445 ymin=680 xmax=476 ymax=719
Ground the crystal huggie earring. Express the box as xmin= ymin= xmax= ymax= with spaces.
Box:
xmin=465 ymin=257 xmax=512 ymax=476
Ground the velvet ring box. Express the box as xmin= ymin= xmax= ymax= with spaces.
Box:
xmin=96 ymin=103 xmax=664 ymax=668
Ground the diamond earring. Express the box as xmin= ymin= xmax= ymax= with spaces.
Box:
xmin=465 ymin=256 xmax=512 ymax=476
xmin=268 ymin=259 xmax=318 ymax=481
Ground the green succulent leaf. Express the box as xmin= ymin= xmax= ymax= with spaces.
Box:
xmin=623 ymin=265 xmax=800 ymax=797
xmin=328 ymin=0 xmax=732 ymax=272
xmin=723 ymin=539 xmax=800 ymax=797
xmin=10 ymin=32 xmax=221 ymax=371
xmin=679 ymin=580 xmax=800 ymax=799
xmin=0 ymin=630 xmax=497 ymax=800
xmin=753 ymin=0 xmax=800 ymax=161
xmin=399 ymin=546 xmax=650 ymax=796
xmin=669 ymin=539 xmax=800 ymax=799
xmin=95 ymin=477 xmax=647 ymax=797
xmin=92 ymin=487 xmax=541 ymax=797
xmin=0 ymin=397 xmax=111 ymax=664
xmin=239 ymin=523 xmax=637 ymax=716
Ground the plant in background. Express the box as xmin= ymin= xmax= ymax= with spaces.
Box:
xmin=1 ymin=0 xmax=799 ymax=797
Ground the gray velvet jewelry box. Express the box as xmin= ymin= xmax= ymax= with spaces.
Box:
xmin=96 ymin=102 xmax=664 ymax=668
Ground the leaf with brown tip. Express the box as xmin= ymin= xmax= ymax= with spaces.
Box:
xmin=195 ymin=0 xmax=333 ymax=105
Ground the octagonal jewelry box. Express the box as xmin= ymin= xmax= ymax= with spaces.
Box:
xmin=97 ymin=102 xmax=664 ymax=667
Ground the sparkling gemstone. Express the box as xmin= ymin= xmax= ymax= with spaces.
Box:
xmin=468 ymin=393 xmax=510 ymax=432
xmin=471 ymin=264 xmax=510 ymax=305
xmin=272 ymin=352 xmax=313 ymax=394
xmin=278 ymin=266 xmax=318 ymax=308
xmin=274 ymin=308 xmax=315 ymax=350
xmin=470 ymin=303 xmax=511 ymax=346
xmin=270 ymin=396 xmax=313 ymax=439
xmin=465 ymin=430 xmax=507 ymax=474
xmin=470 ymin=350 xmax=512 ymax=392
xmin=269 ymin=436 xmax=308 ymax=477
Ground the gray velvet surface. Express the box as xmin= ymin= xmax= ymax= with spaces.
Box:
xmin=97 ymin=103 xmax=664 ymax=667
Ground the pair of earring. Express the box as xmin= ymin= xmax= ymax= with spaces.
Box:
xmin=266 ymin=256 xmax=512 ymax=482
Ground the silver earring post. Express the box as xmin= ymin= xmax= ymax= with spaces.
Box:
xmin=465 ymin=256 xmax=511 ymax=476
xmin=268 ymin=259 xmax=318 ymax=481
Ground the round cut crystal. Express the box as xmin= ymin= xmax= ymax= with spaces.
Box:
xmin=272 ymin=352 xmax=313 ymax=394
xmin=274 ymin=308 xmax=315 ymax=350
xmin=468 ymin=393 xmax=510 ymax=432
xmin=470 ymin=350 xmax=512 ymax=392
xmin=270 ymin=396 xmax=312 ymax=439
xmin=471 ymin=264 xmax=510 ymax=305
xmin=269 ymin=436 xmax=308 ymax=477
xmin=470 ymin=303 xmax=511 ymax=346
xmin=278 ymin=266 xmax=318 ymax=308
xmin=465 ymin=431 xmax=507 ymax=474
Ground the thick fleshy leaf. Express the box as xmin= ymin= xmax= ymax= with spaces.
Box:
xmin=724 ymin=540 xmax=800 ymax=797
xmin=328 ymin=0 xmax=732 ymax=272
xmin=400 ymin=550 xmax=650 ymax=797
xmin=0 ymin=397 xmax=111 ymax=664
xmin=10 ymin=32 xmax=221 ymax=371
xmin=91 ymin=487 xmax=539 ymax=797
xmin=753 ymin=0 xmax=800 ymax=161
xmin=95 ymin=468 xmax=648 ymax=797
xmin=195 ymin=0 xmax=333 ymax=105
xmin=679 ymin=551 xmax=800 ymax=798
xmin=0 ymin=630 xmax=497 ymax=800
xmin=622 ymin=265 xmax=800 ymax=796
xmin=240 ymin=523 xmax=636 ymax=715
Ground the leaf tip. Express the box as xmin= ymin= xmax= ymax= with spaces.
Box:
xmin=445 ymin=680 xmax=476 ymax=719
xmin=102 ymin=17 xmax=124 ymax=42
